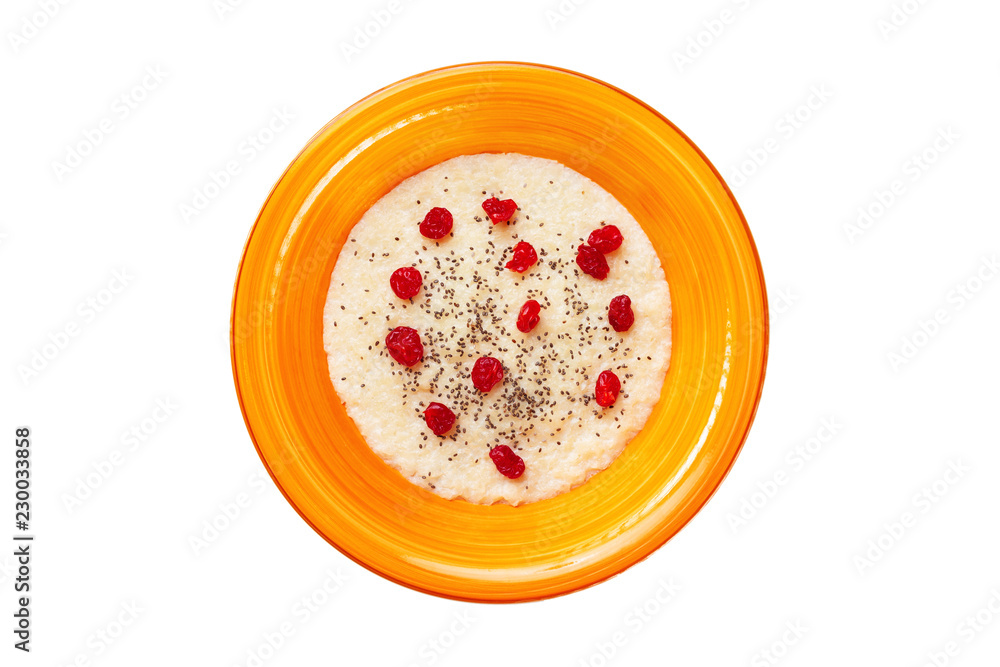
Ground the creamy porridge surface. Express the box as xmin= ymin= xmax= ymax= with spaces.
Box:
xmin=322 ymin=153 xmax=671 ymax=505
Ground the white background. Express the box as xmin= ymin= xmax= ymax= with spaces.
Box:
xmin=3 ymin=0 xmax=999 ymax=665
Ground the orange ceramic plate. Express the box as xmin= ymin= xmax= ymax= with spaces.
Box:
xmin=231 ymin=62 xmax=768 ymax=602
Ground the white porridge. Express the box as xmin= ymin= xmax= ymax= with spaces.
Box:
xmin=322 ymin=153 xmax=671 ymax=505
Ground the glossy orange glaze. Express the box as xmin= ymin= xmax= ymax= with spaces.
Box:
xmin=231 ymin=62 xmax=768 ymax=602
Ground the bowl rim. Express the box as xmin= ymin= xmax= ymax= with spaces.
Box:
xmin=230 ymin=60 xmax=769 ymax=603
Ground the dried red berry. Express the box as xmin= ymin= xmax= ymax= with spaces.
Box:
xmin=419 ymin=207 xmax=453 ymax=239
xmin=608 ymin=295 xmax=634 ymax=332
xmin=384 ymin=326 xmax=423 ymax=367
xmin=595 ymin=370 xmax=621 ymax=407
xmin=576 ymin=244 xmax=609 ymax=280
xmin=505 ymin=241 xmax=537 ymax=273
xmin=588 ymin=225 xmax=623 ymax=253
xmin=489 ymin=444 xmax=525 ymax=479
xmin=516 ymin=299 xmax=541 ymax=333
xmin=424 ymin=402 xmax=456 ymax=435
xmin=471 ymin=356 xmax=504 ymax=393
xmin=389 ymin=266 xmax=422 ymax=299
xmin=482 ymin=197 xmax=518 ymax=224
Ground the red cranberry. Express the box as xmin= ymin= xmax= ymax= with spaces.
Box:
xmin=595 ymin=370 xmax=621 ymax=407
xmin=575 ymin=244 xmax=609 ymax=280
xmin=384 ymin=326 xmax=423 ymax=367
xmin=471 ymin=356 xmax=504 ymax=393
xmin=424 ymin=402 xmax=456 ymax=435
xmin=419 ymin=207 xmax=453 ymax=239
xmin=516 ymin=300 xmax=541 ymax=333
xmin=505 ymin=241 xmax=537 ymax=273
xmin=482 ymin=197 xmax=518 ymax=224
xmin=608 ymin=295 xmax=634 ymax=332
xmin=489 ymin=444 xmax=525 ymax=479
xmin=389 ymin=267 xmax=422 ymax=299
xmin=588 ymin=225 xmax=623 ymax=253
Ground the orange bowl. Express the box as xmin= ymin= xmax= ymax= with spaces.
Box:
xmin=231 ymin=62 xmax=767 ymax=602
